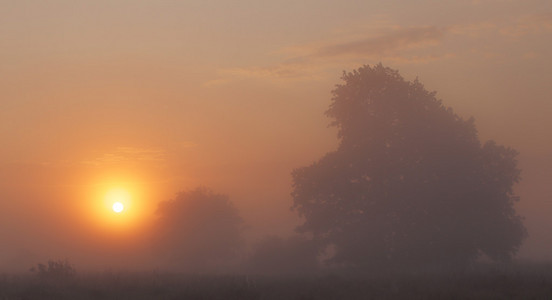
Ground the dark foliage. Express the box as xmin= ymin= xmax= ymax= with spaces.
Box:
xmin=292 ymin=64 xmax=526 ymax=271
xmin=30 ymin=259 xmax=76 ymax=279
xmin=153 ymin=187 xmax=244 ymax=271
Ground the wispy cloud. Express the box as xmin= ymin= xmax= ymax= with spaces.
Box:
xmin=206 ymin=26 xmax=449 ymax=84
xmin=499 ymin=13 xmax=552 ymax=37
xmin=313 ymin=26 xmax=445 ymax=58
xmin=470 ymin=0 xmax=517 ymax=4
xmin=82 ymin=147 xmax=166 ymax=166
xmin=451 ymin=13 xmax=552 ymax=38
xmin=216 ymin=64 xmax=322 ymax=80
xmin=449 ymin=22 xmax=498 ymax=38
xmin=206 ymin=11 xmax=552 ymax=86
xmin=383 ymin=53 xmax=456 ymax=64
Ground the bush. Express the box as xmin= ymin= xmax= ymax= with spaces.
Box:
xmin=30 ymin=259 xmax=76 ymax=279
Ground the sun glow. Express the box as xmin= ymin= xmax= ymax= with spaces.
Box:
xmin=106 ymin=188 xmax=130 ymax=213
xmin=112 ymin=201 xmax=124 ymax=213
xmin=80 ymin=171 xmax=159 ymax=236
xmin=85 ymin=181 xmax=141 ymax=232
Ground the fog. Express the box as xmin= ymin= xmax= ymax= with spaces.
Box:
xmin=1 ymin=0 xmax=551 ymax=276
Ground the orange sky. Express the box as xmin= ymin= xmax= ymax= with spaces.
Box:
xmin=1 ymin=0 xmax=551 ymax=270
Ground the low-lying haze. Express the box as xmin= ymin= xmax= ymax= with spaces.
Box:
xmin=1 ymin=0 xmax=551 ymax=271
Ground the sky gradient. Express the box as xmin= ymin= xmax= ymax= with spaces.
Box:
xmin=1 ymin=0 xmax=551 ymax=270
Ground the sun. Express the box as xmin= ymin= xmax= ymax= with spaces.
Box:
xmin=105 ymin=188 xmax=130 ymax=214
xmin=112 ymin=201 xmax=124 ymax=213
xmin=83 ymin=176 xmax=155 ymax=233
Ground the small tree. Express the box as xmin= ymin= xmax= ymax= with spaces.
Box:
xmin=292 ymin=64 xmax=526 ymax=271
xmin=153 ymin=187 xmax=244 ymax=271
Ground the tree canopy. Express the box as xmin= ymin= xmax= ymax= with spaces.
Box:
xmin=292 ymin=64 xmax=526 ymax=271
xmin=152 ymin=187 xmax=243 ymax=271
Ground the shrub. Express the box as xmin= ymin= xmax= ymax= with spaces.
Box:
xmin=30 ymin=259 xmax=76 ymax=279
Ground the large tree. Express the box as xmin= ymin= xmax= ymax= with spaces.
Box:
xmin=292 ymin=64 xmax=526 ymax=271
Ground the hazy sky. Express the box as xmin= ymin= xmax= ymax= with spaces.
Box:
xmin=1 ymin=0 xmax=551 ymax=269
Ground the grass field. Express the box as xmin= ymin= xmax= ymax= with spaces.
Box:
xmin=1 ymin=263 xmax=552 ymax=299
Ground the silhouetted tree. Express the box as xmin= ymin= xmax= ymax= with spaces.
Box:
xmin=292 ymin=64 xmax=526 ymax=271
xmin=153 ymin=187 xmax=244 ymax=271
xmin=247 ymin=235 xmax=319 ymax=275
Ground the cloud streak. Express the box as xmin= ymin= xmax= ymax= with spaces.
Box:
xmin=82 ymin=147 xmax=166 ymax=166
xmin=450 ymin=13 xmax=552 ymax=38
xmin=314 ymin=26 xmax=445 ymax=58
xmin=205 ymin=12 xmax=552 ymax=86
xmin=206 ymin=26 xmax=448 ymax=84
xmin=500 ymin=13 xmax=552 ymax=37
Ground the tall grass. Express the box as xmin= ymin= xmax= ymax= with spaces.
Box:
xmin=1 ymin=263 xmax=552 ymax=299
